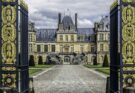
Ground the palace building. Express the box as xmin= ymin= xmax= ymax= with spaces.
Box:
xmin=95 ymin=16 xmax=110 ymax=64
xmin=28 ymin=13 xmax=110 ymax=65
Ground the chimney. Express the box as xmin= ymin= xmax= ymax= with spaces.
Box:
xmin=58 ymin=13 xmax=61 ymax=24
xmin=75 ymin=13 xmax=78 ymax=30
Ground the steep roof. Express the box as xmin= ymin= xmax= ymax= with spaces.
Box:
xmin=36 ymin=28 xmax=95 ymax=42
xmin=62 ymin=16 xmax=74 ymax=29
xmin=78 ymin=28 xmax=95 ymax=42
xmin=36 ymin=29 xmax=56 ymax=42
xmin=78 ymin=28 xmax=94 ymax=36
xmin=96 ymin=16 xmax=110 ymax=32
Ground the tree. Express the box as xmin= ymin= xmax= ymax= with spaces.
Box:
xmin=29 ymin=55 xmax=35 ymax=66
xmin=102 ymin=54 xmax=109 ymax=67
xmin=38 ymin=56 xmax=43 ymax=65
xmin=93 ymin=57 xmax=97 ymax=65
xmin=73 ymin=52 xmax=77 ymax=57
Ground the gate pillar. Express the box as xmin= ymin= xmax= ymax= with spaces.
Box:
xmin=0 ymin=0 xmax=29 ymax=93
xmin=110 ymin=0 xmax=135 ymax=93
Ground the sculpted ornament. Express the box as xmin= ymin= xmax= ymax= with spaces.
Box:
xmin=122 ymin=42 xmax=135 ymax=64
xmin=123 ymin=74 xmax=135 ymax=88
xmin=122 ymin=5 xmax=135 ymax=24
xmin=122 ymin=4 xmax=135 ymax=88
xmin=2 ymin=25 xmax=16 ymax=42
xmin=2 ymin=74 xmax=16 ymax=88
xmin=122 ymin=23 xmax=135 ymax=41
xmin=2 ymin=42 xmax=16 ymax=64
xmin=2 ymin=5 xmax=16 ymax=24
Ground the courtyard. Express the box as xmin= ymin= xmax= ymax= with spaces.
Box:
xmin=33 ymin=65 xmax=107 ymax=93
xmin=0 ymin=0 xmax=135 ymax=93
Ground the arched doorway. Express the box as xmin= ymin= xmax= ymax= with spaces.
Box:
xmin=64 ymin=56 xmax=70 ymax=64
xmin=92 ymin=56 xmax=97 ymax=65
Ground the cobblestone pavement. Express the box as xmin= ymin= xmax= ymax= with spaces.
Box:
xmin=33 ymin=65 xmax=107 ymax=93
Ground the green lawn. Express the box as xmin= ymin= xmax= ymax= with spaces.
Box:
xmin=29 ymin=65 xmax=54 ymax=68
xmin=95 ymin=68 xmax=110 ymax=75
xmin=84 ymin=64 xmax=110 ymax=75
xmin=29 ymin=65 xmax=54 ymax=76
xmin=29 ymin=69 xmax=42 ymax=76
xmin=84 ymin=64 xmax=103 ymax=68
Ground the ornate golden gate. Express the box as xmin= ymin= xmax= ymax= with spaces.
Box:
xmin=110 ymin=0 xmax=135 ymax=92
xmin=0 ymin=0 xmax=29 ymax=93
xmin=121 ymin=0 xmax=135 ymax=91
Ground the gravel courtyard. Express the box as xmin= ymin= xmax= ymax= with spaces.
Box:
xmin=33 ymin=65 xmax=107 ymax=93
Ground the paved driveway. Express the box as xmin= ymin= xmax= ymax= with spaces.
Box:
xmin=33 ymin=65 xmax=106 ymax=93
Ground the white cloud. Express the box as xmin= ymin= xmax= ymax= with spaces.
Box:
xmin=25 ymin=0 xmax=114 ymax=28
xmin=78 ymin=19 xmax=93 ymax=28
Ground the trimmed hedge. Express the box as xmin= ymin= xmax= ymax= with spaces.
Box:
xmin=29 ymin=55 xmax=35 ymax=66
xmin=38 ymin=56 xmax=43 ymax=65
xmin=102 ymin=54 xmax=109 ymax=67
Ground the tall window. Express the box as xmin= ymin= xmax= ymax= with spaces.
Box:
xmin=100 ymin=44 xmax=104 ymax=51
xmin=37 ymin=45 xmax=41 ymax=52
xmin=60 ymin=35 xmax=63 ymax=41
xmin=44 ymin=45 xmax=48 ymax=53
xmin=51 ymin=45 xmax=55 ymax=52
xmin=32 ymin=34 xmax=34 ymax=41
xmin=66 ymin=35 xmax=68 ymax=41
xmin=30 ymin=34 xmax=32 ymax=41
xmin=29 ymin=34 xmax=32 ymax=42
xmin=71 ymin=46 xmax=74 ymax=52
xmin=71 ymin=35 xmax=74 ymax=41
xmin=99 ymin=34 xmax=104 ymax=41
xmin=29 ymin=44 xmax=32 ymax=52
xmin=91 ymin=46 xmax=95 ymax=53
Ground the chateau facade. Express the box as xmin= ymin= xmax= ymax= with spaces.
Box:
xmin=95 ymin=16 xmax=110 ymax=64
xmin=28 ymin=13 xmax=110 ymax=64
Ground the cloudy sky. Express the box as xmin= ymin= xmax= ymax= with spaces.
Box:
xmin=25 ymin=0 xmax=114 ymax=28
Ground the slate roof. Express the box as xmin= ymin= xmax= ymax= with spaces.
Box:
xmin=78 ymin=28 xmax=94 ymax=36
xmin=97 ymin=16 xmax=110 ymax=32
xmin=36 ymin=29 xmax=56 ymax=42
xmin=62 ymin=16 xmax=74 ymax=29
xmin=36 ymin=28 xmax=95 ymax=42
xmin=78 ymin=28 xmax=95 ymax=42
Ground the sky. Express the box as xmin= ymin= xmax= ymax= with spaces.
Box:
xmin=25 ymin=0 xmax=114 ymax=28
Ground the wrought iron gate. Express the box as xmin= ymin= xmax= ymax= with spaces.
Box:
xmin=0 ymin=0 xmax=29 ymax=93
xmin=110 ymin=0 xmax=135 ymax=93
xmin=120 ymin=0 xmax=135 ymax=92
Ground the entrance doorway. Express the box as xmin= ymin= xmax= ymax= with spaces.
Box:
xmin=64 ymin=56 xmax=70 ymax=64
